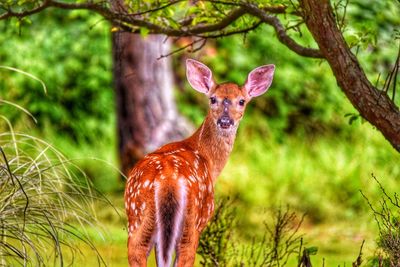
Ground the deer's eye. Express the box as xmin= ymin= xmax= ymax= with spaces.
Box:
xmin=238 ymin=99 xmax=245 ymax=106
xmin=210 ymin=97 xmax=217 ymax=104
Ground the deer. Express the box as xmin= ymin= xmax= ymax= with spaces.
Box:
xmin=124 ymin=58 xmax=275 ymax=267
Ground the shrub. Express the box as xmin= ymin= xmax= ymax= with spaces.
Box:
xmin=362 ymin=174 xmax=400 ymax=266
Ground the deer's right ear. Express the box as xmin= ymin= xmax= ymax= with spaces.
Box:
xmin=186 ymin=59 xmax=215 ymax=94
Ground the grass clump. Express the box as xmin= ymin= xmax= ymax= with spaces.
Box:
xmin=0 ymin=132 xmax=106 ymax=266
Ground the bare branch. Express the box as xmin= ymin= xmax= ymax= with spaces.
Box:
xmin=199 ymin=20 xmax=263 ymax=38
xmin=209 ymin=0 xmax=288 ymax=14
xmin=130 ymin=0 xmax=184 ymax=16
xmin=0 ymin=0 xmax=108 ymax=20
xmin=157 ymin=37 xmax=207 ymax=59
xmin=242 ymin=3 xmax=323 ymax=58
xmin=186 ymin=8 xmax=247 ymax=34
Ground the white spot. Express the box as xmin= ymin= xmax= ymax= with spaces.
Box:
xmin=129 ymin=187 xmax=132 ymax=193
xmin=188 ymin=175 xmax=197 ymax=183
xmin=208 ymin=183 xmax=213 ymax=193
xmin=194 ymin=158 xmax=199 ymax=169
xmin=195 ymin=198 xmax=199 ymax=206
xmin=143 ymin=180 xmax=150 ymax=188
xmin=141 ymin=202 xmax=146 ymax=210
xmin=131 ymin=202 xmax=136 ymax=211
xmin=129 ymin=225 xmax=134 ymax=232
xmin=134 ymin=221 xmax=138 ymax=229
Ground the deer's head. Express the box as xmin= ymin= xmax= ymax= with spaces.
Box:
xmin=186 ymin=59 xmax=275 ymax=135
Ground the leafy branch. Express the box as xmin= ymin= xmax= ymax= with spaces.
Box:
xmin=0 ymin=0 xmax=323 ymax=59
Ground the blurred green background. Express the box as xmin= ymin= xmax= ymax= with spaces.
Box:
xmin=1 ymin=1 xmax=399 ymax=266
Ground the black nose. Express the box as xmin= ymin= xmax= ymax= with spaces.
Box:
xmin=217 ymin=116 xmax=234 ymax=129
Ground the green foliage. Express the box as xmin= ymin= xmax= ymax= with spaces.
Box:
xmin=122 ymin=0 xmax=259 ymax=32
xmin=0 ymin=9 xmax=112 ymax=143
xmin=344 ymin=0 xmax=400 ymax=105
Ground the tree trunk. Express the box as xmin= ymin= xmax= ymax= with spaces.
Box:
xmin=112 ymin=33 xmax=193 ymax=175
xmin=299 ymin=0 xmax=400 ymax=152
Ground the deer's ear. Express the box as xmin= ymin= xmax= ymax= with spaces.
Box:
xmin=244 ymin=64 xmax=275 ymax=97
xmin=186 ymin=59 xmax=215 ymax=94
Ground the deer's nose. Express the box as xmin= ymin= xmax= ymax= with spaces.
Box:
xmin=217 ymin=116 xmax=234 ymax=129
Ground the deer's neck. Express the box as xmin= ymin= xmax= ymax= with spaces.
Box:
xmin=188 ymin=112 xmax=237 ymax=182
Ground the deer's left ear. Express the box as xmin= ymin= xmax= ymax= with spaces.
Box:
xmin=244 ymin=64 xmax=275 ymax=97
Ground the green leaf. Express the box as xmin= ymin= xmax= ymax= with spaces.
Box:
xmin=305 ymin=246 xmax=318 ymax=255
xmin=344 ymin=33 xmax=360 ymax=48
xmin=345 ymin=113 xmax=360 ymax=125
xmin=140 ymin=27 xmax=149 ymax=38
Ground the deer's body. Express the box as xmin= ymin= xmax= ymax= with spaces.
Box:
xmin=125 ymin=59 xmax=275 ymax=267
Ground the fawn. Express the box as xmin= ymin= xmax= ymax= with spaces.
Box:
xmin=125 ymin=59 xmax=275 ymax=266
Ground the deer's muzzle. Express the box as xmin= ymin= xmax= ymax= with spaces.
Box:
xmin=217 ymin=116 xmax=234 ymax=129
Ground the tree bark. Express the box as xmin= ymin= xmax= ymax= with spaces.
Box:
xmin=112 ymin=33 xmax=193 ymax=175
xmin=300 ymin=0 xmax=400 ymax=152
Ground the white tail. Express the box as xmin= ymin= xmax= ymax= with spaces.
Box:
xmin=124 ymin=59 xmax=275 ymax=266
